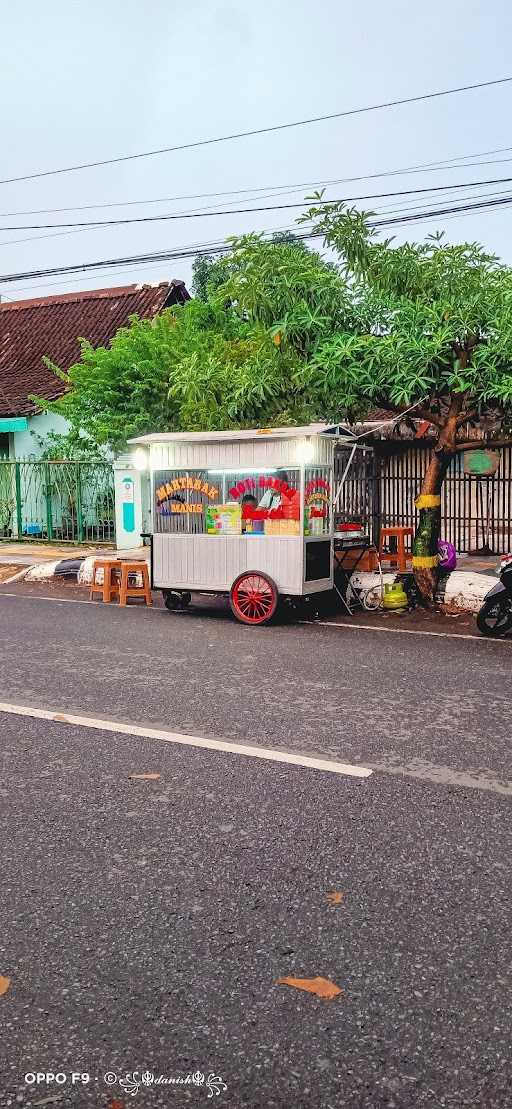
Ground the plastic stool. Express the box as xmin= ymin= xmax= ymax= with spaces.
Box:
xmin=90 ymin=558 xmax=120 ymax=603
xmin=378 ymin=526 xmax=414 ymax=572
xmin=118 ymin=561 xmax=152 ymax=607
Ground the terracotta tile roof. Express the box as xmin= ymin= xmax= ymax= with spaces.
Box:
xmin=0 ymin=280 xmax=189 ymax=416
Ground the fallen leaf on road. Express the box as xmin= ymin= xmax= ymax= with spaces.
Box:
xmin=108 ymin=1101 xmax=126 ymax=1109
xmin=0 ymin=975 xmax=11 ymax=996
xmin=277 ymin=975 xmax=343 ymax=1000
xmin=128 ymin=773 xmax=161 ymax=781
xmin=326 ymin=891 xmax=345 ymax=906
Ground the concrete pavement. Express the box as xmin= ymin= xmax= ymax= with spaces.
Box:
xmin=0 ymin=591 xmax=511 ymax=783
xmin=0 ymin=542 xmax=149 ymax=566
xmin=1 ymin=711 xmax=510 ymax=1108
xmin=0 ymin=593 xmax=511 ymax=1107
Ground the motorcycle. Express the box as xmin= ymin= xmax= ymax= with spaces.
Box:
xmin=476 ymin=554 xmax=512 ymax=637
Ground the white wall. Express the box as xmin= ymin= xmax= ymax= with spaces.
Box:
xmin=114 ymin=460 xmax=145 ymax=550
xmin=12 ymin=411 xmax=70 ymax=459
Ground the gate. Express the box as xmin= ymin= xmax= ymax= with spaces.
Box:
xmin=376 ymin=443 xmax=512 ymax=554
xmin=334 ymin=445 xmax=379 ymax=539
xmin=334 ymin=442 xmax=512 ymax=554
xmin=0 ymin=460 xmax=115 ymax=544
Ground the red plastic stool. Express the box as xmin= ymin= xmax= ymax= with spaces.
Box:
xmin=378 ymin=526 xmax=413 ymax=572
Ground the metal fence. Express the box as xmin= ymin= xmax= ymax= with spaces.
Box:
xmin=334 ymin=443 xmax=512 ymax=554
xmin=0 ymin=460 xmax=115 ymax=544
xmin=334 ymin=446 xmax=380 ymax=537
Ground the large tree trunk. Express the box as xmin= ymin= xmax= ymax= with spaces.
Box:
xmin=412 ymin=452 xmax=451 ymax=604
xmin=412 ymin=394 xmax=462 ymax=606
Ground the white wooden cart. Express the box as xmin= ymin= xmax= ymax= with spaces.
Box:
xmin=129 ymin=424 xmax=355 ymax=625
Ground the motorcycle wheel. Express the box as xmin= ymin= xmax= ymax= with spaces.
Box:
xmin=476 ymin=596 xmax=512 ymax=637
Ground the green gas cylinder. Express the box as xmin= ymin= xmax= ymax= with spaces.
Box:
xmin=382 ymin=582 xmax=408 ymax=611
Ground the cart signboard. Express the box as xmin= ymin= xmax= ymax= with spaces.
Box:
xmin=155 ymin=473 xmax=219 ymax=516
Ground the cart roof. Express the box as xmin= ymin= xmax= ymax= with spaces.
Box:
xmin=129 ymin=423 xmax=355 ymax=446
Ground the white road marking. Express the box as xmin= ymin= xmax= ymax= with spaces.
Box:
xmin=0 ymin=700 xmax=372 ymax=780
xmin=0 ymin=591 xmax=94 ymax=606
xmin=1 ymin=698 xmax=508 ymax=796
xmin=1 ymin=590 xmax=510 ymax=643
xmin=365 ymin=756 xmax=512 ymax=796
xmin=308 ymin=618 xmax=512 ymax=644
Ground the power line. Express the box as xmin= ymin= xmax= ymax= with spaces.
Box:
xmin=2 ymin=75 xmax=512 ymax=187
xmin=370 ymin=181 xmax=512 ymax=217
xmin=0 ymin=226 xmax=101 ymax=250
xmin=3 ymin=172 xmax=512 ymax=232
xmin=1 ymin=165 xmax=510 ymax=251
xmin=0 ymin=221 xmax=310 ymax=298
xmin=370 ymin=191 xmax=512 ymax=229
xmin=0 ymin=185 xmax=489 ymax=265
xmin=3 ymin=143 xmax=512 ymax=219
xmin=4 ymin=190 xmax=512 ymax=291
xmin=0 ymin=195 xmax=498 ymax=300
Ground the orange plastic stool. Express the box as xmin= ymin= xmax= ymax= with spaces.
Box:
xmin=118 ymin=561 xmax=152 ymax=607
xmin=90 ymin=558 xmax=120 ymax=603
xmin=378 ymin=526 xmax=414 ymax=572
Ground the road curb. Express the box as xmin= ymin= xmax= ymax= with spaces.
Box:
xmin=25 ymin=557 xmax=86 ymax=582
xmin=346 ymin=568 xmax=497 ymax=614
xmin=21 ymin=556 xmax=497 ymax=614
xmin=24 ymin=554 xmax=147 ymax=588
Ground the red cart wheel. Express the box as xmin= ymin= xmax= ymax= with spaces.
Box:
xmin=230 ymin=572 xmax=278 ymax=626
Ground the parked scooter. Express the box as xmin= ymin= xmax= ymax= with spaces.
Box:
xmin=476 ymin=554 xmax=512 ymax=637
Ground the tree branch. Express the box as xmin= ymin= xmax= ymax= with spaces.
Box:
xmin=456 ymin=408 xmax=478 ymax=427
xmin=373 ymin=399 xmax=443 ymax=428
xmin=434 ymin=393 xmax=464 ymax=453
xmin=414 ymin=407 xmax=444 ymax=428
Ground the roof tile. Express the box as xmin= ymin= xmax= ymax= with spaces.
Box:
xmin=0 ymin=280 xmax=189 ymax=416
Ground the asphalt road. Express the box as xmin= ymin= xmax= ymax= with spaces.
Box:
xmin=0 ymin=593 xmax=511 ymax=1108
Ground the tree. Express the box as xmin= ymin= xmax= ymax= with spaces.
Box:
xmin=31 ymin=428 xmax=110 ymax=461
xmin=218 ymin=233 xmax=353 ymax=356
xmin=35 ymin=240 xmax=347 ymax=452
xmin=191 ymin=253 xmax=227 ymax=300
xmin=34 ymin=238 xmax=343 ymax=451
xmin=191 ymin=231 xmax=309 ymax=300
xmin=301 ymin=199 xmax=512 ymax=603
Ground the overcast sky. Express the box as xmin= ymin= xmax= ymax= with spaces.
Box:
xmin=1 ymin=0 xmax=512 ymax=303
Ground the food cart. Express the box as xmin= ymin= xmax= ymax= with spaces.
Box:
xmin=129 ymin=424 xmax=361 ymax=625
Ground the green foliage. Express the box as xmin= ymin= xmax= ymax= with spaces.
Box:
xmin=30 ymin=429 xmax=110 ymax=461
xmin=36 ymin=207 xmax=512 ymax=462
xmin=218 ymin=233 xmax=353 ymax=355
xmin=191 ymin=232 xmax=309 ymax=300
xmin=301 ymin=199 xmax=512 ymax=421
xmin=33 ymin=310 xmax=186 ymax=450
xmin=191 ymin=254 xmax=228 ymax=300
xmin=35 ymin=248 xmax=331 ymax=451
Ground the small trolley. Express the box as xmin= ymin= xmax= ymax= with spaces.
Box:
xmin=129 ymin=424 xmax=350 ymax=626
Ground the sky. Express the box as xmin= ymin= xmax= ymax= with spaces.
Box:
xmin=1 ymin=0 xmax=512 ymax=303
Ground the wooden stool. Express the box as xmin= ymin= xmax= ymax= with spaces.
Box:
xmin=90 ymin=558 xmax=120 ymax=603
xmin=378 ymin=526 xmax=414 ymax=572
xmin=118 ymin=561 xmax=152 ymax=607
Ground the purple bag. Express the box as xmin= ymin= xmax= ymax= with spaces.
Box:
xmin=438 ymin=539 xmax=457 ymax=571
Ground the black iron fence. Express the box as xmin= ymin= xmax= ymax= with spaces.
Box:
xmin=335 ymin=443 xmax=512 ymax=554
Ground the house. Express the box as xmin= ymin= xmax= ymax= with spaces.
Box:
xmin=0 ymin=280 xmax=190 ymax=459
